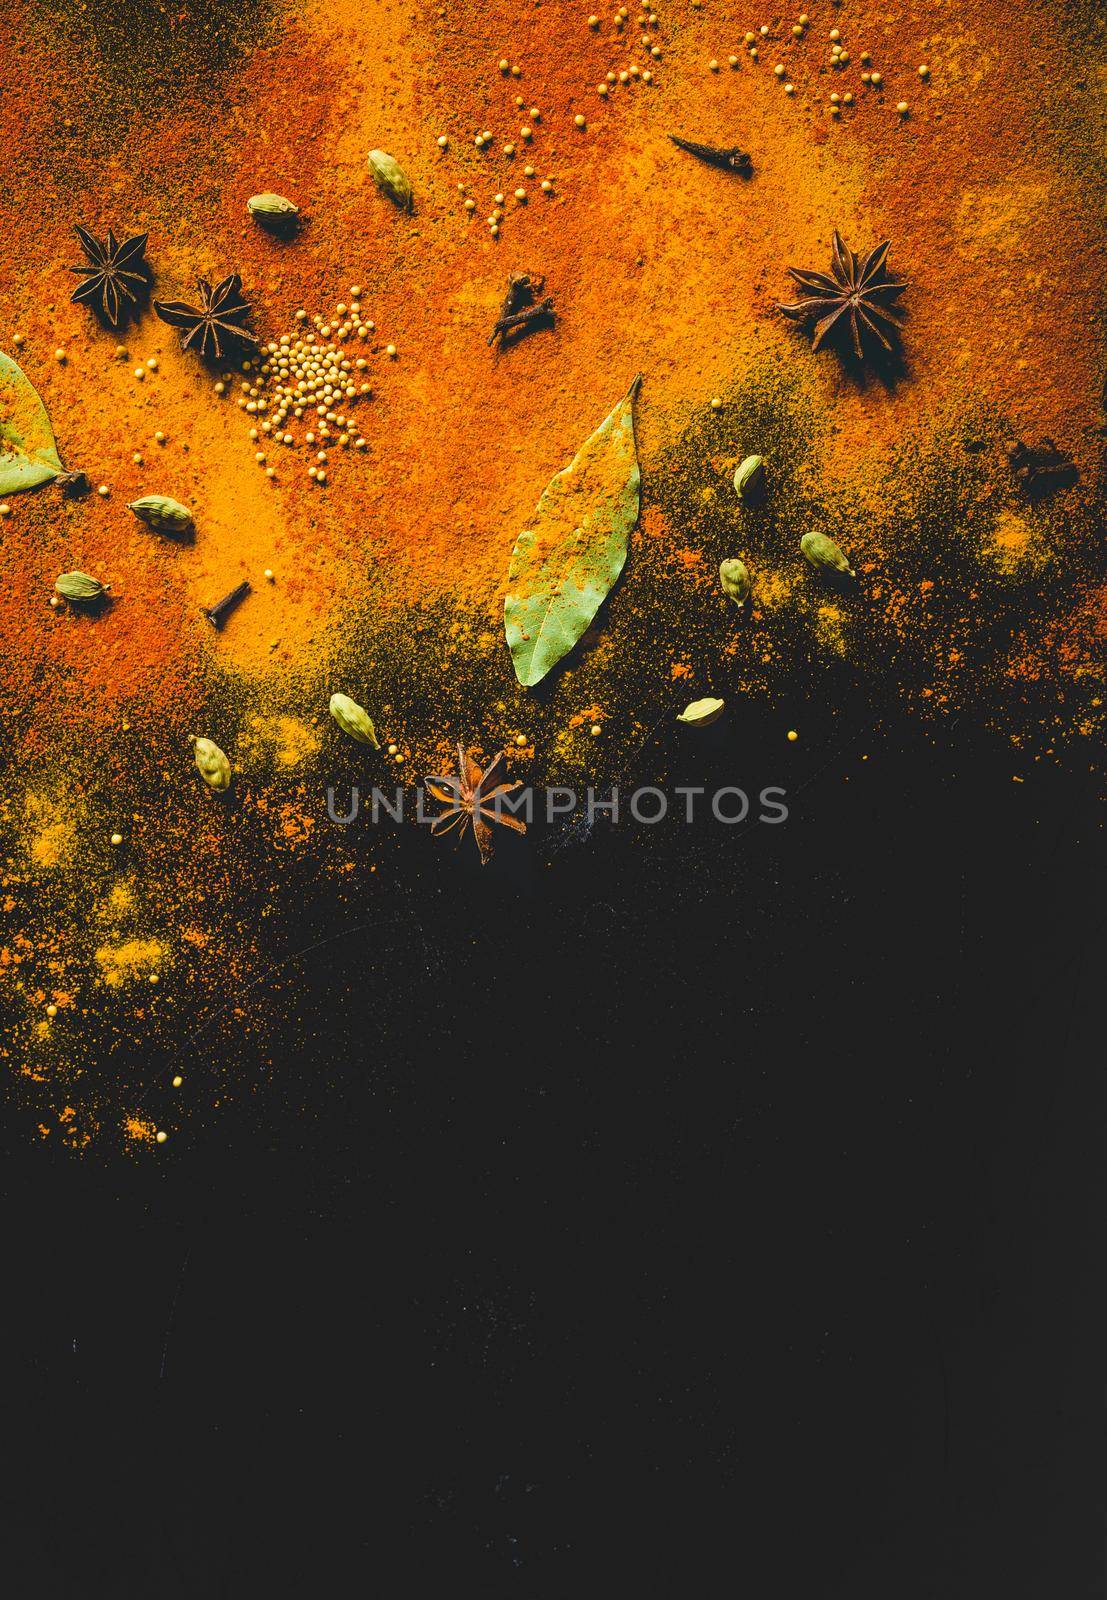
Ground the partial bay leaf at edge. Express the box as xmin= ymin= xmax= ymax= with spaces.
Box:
xmin=0 ymin=351 xmax=63 ymax=495
xmin=505 ymin=376 xmax=642 ymax=688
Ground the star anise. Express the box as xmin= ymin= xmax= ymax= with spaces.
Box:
xmin=68 ymin=225 xmax=150 ymax=328
xmin=426 ymin=744 xmax=527 ymax=865
xmin=779 ymin=230 xmax=906 ymax=361
xmin=153 ymin=274 xmax=258 ymax=360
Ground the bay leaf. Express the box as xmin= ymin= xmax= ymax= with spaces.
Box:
xmin=0 ymin=352 xmax=63 ymax=495
xmin=505 ymin=376 xmax=642 ymax=688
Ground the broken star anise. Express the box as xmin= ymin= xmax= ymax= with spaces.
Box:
xmin=1004 ymin=438 xmax=1078 ymax=497
xmin=68 ymin=225 xmax=150 ymax=328
xmin=153 ymin=274 xmax=258 ymax=360
xmin=426 ymin=743 xmax=527 ymax=865
xmin=55 ymin=470 xmax=91 ymax=499
xmin=779 ymin=230 xmax=906 ymax=361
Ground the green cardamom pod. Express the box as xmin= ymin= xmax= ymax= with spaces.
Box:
xmin=329 ymin=693 xmax=379 ymax=748
xmin=800 ymin=531 xmax=855 ymax=577
xmin=733 ymin=455 xmax=766 ymax=501
xmin=677 ymin=696 xmax=725 ymax=727
xmin=367 ymin=149 xmax=414 ymax=213
xmin=719 ymin=558 xmax=751 ymax=606
xmin=128 ymin=495 xmax=194 ymax=536
xmin=55 ymin=570 xmax=108 ymax=605
xmin=246 ymin=192 xmax=300 ymax=231
xmin=190 ymin=735 xmax=232 ymax=792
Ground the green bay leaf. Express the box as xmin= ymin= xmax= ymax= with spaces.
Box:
xmin=505 ymin=376 xmax=642 ymax=688
xmin=0 ymin=351 xmax=62 ymax=495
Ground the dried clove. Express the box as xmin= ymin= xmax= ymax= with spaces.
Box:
xmin=202 ymin=579 xmax=251 ymax=628
xmin=493 ymin=297 xmax=555 ymax=342
xmin=489 ymin=272 xmax=555 ymax=345
xmin=669 ymin=134 xmax=752 ymax=173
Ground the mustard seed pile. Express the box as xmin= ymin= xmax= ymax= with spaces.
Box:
xmin=218 ymin=292 xmax=385 ymax=484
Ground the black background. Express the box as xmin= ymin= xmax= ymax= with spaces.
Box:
xmin=1 ymin=720 xmax=1102 ymax=1596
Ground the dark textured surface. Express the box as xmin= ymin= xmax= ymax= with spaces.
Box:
xmin=1 ymin=724 xmax=1102 ymax=1594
